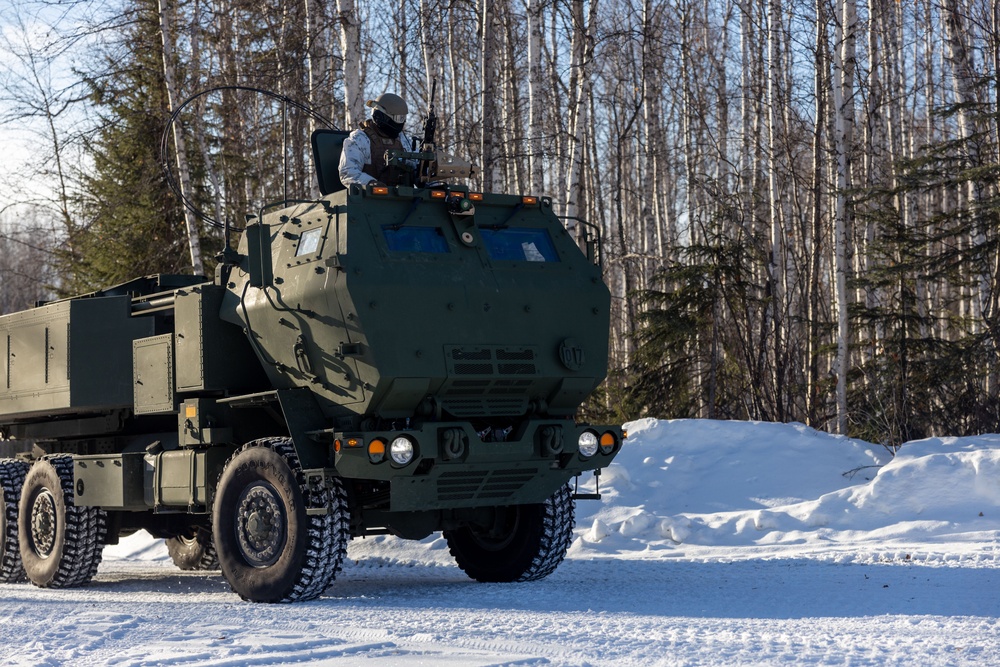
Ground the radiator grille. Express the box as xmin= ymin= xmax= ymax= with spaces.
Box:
xmin=441 ymin=397 xmax=526 ymax=417
xmin=446 ymin=345 xmax=539 ymax=376
xmin=496 ymin=349 xmax=534 ymax=361
xmin=498 ymin=363 xmax=534 ymax=375
xmin=452 ymin=348 xmax=491 ymax=361
xmin=455 ymin=363 xmax=493 ymax=375
xmin=441 ymin=346 xmax=540 ymax=416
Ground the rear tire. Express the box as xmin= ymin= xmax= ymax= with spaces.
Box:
xmin=166 ymin=526 xmax=219 ymax=571
xmin=18 ymin=457 xmax=107 ymax=588
xmin=0 ymin=459 xmax=30 ymax=583
xmin=213 ymin=439 xmax=349 ymax=602
xmin=445 ymin=484 xmax=575 ymax=583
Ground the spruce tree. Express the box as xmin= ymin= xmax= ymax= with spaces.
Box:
xmin=621 ymin=225 xmax=774 ymax=422
xmin=852 ymin=96 xmax=1000 ymax=443
xmin=63 ymin=1 xmax=205 ymax=295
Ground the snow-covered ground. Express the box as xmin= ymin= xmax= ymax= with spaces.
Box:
xmin=2 ymin=419 xmax=998 ymax=666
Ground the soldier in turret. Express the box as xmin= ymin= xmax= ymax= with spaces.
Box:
xmin=338 ymin=92 xmax=418 ymax=187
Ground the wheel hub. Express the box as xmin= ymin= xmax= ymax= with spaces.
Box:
xmin=30 ymin=489 xmax=57 ymax=558
xmin=235 ymin=483 xmax=286 ymax=567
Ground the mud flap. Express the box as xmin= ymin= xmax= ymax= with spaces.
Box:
xmin=276 ymin=388 xmax=330 ymax=469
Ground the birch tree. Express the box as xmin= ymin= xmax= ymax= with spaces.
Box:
xmin=480 ymin=0 xmax=501 ymax=191
xmin=337 ymin=0 xmax=364 ymax=127
xmin=565 ymin=0 xmax=598 ymax=224
xmin=831 ymin=0 xmax=857 ymax=434
xmin=6 ymin=0 xmax=1000 ymax=439
xmin=158 ymin=0 xmax=205 ymax=276
xmin=806 ymin=0 xmax=828 ymax=425
xmin=526 ymin=0 xmax=546 ymax=194
xmin=765 ymin=0 xmax=786 ymax=420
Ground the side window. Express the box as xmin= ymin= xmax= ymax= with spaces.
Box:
xmin=480 ymin=228 xmax=559 ymax=262
xmin=296 ymin=227 xmax=323 ymax=257
xmin=382 ymin=226 xmax=451 ymax=254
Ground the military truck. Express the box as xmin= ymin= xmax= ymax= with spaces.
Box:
xmin=0 ymin=125 xmax=622 ymax=603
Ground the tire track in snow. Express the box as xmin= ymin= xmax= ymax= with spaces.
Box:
xmin=2 ymin=554 xmax=998 ymax=666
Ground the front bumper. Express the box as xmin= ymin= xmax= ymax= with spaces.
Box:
xmin=330 ymin=419 xmax=621 ymax=511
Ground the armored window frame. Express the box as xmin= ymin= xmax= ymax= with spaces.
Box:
xmin=479 ymin=227 xmax=560 ymax=263
xmin=381 ymin=225 xmax=451 ymax=254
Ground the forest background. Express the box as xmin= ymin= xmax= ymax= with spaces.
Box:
xmin=1 ymin=0 xmax=999 ymax=447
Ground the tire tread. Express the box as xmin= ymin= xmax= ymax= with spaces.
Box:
xmin=22 ymin=456 xmax=107 ymax=589
xmin=166 ymin=528 xmax=220 ymax=571
xmin=447 ymin=484 xmax=576 ymax=583
xmin=517 ymin=484 xmax=575 ymax=582
xmin=218 ymin=439 xmax=349 ymax=602
xmin=0 ymin=459 xmax=30 ymax=583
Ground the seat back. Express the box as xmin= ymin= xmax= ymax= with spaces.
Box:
xmin=311 ymin=129 xmax=351 ymax=195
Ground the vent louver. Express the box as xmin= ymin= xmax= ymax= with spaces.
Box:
xmin=436 ymin=468 xmax=538 ymax=503
xmin=440 ymin=345 xmax=540 ymax=416
xmin=446 ymin=345 xmax=538 ymax=376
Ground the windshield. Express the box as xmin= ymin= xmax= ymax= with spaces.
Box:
xmin=382 ymin=226 xmax=450 ymax=254
xmin=479 ymin=228 xmax=559 ymax=262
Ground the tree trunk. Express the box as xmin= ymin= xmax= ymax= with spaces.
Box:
xmin=188 ymin=0 xmax=226 ymax=224
xmin=419 ymin=0 xmax=437 ymax=103
xmin=766 ymin=0 xmax=785 ymax=421
xmin=158 ymin=0 xmax=205 ymax=276
xmin=831 ymin=0 xmax=857 ymax=434
xmin=527 ymin=0 xmax=545 ymax=194
xmin=565 ymin=0 xmax=597 ymax=226
xmin=337 ymin=0 xmax=363 ymax=127
xmin=480 ymin=0 xmax=501 ymax=191
xmin=807 ymin=0 xmax=828 ymax=426
xmin=398 ymin=0 xmax=409 ymax=100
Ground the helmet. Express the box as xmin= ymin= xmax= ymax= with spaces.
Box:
xmin=366 ymin=93 xmax=408 ymax=122
xmin=366 ymin=93 xmax=407 ymax=137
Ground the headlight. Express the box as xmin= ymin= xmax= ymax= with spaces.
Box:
xmin=578 ymin=431 xmax=599 ymax=458
xmin=390 ymin=436 xmax=415 ymax=466
xmin=600 ymin=431 xmax=617 ymax=455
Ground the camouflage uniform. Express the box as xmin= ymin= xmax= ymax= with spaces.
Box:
xmin=338 ymin=124 xmax=418 ymax=187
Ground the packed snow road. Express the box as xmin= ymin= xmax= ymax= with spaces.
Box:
xmin=2 ymin=419 xmax=999 ymax=665
xmin=1 ymin=553 xmax=998 ymax=666
xmin=1 ymin=544 xmax=997 ymax=666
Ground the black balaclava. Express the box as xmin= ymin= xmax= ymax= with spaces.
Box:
xmin=372 ymin=109 xmax=404 ymax=138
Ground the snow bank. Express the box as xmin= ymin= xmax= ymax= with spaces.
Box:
xmin=571 ymin=419 xmax=1000 ymax=560
xmin=108 ymin=419 xmax=1000 ymax=566
xmin=55 ymin=420 xmax=1000 ymax=667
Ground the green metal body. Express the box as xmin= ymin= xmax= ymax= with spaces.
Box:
xmin=0 ymin=163 xmax=620 ymax=543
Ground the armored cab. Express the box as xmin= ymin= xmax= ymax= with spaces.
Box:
xmin=0 ymin=126 xmax=622 ymax=603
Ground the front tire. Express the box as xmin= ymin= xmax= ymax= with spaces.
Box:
xmin=0 ymin=459 xmax=30 ymax=583
xmin=18 ymin=457 xmax=107 ymax=588
xmin=445 ymin=484 xmax=576 ymax=583
xmin=213 ymin=439 xmax=349 ymax=602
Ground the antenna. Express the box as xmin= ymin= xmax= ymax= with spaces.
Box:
xmin=418 ymin=79 xmax=438 ymax=185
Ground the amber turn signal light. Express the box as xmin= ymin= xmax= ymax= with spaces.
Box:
xmin=599 ymin=431 xmax=617 ymax=455
xmin=368 ymin=438 xmax=386 ymax=463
